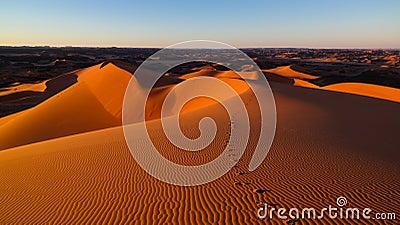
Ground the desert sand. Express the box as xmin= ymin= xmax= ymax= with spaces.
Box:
xmin=0 ymin=82 xmax=47 ymax=97
xmin=294 ymin=79 xmax=400 ymax=103
xmin=0 ymin=64 xmax=129 ymax=150
xmin=263 ymin=65 xmax=320 ymax=80
xmin=266 ymin=65 xmax=400 ymax=103
xmin=0 ymin=62 xmax=399 ymax=224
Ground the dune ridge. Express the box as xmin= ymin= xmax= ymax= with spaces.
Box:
xmin=265 ymin=65 xmax=400 ymax=103
xmin=0 ymin=82 xmax=47 ymax=97
xmin=294 ymin=79 xmax=400 ymax=103
xmin=263 ymin=65 xmax=320 ymax=80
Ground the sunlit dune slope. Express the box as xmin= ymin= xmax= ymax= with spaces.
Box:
xmin=294 ymin=78 xmax=320 ymax=88
xmin=264 ymin=65 xmax=400 ymax=103
xmin=0 ymin=82 xmax=47 ymax=97
xmin=0 ymin=69 xmax=80 ymax=99
xmin=322 ymin=82 xmax=400 ymax=103
xmin=180 ymin=70 xmax=237 ymax=79
xmin=263 ymin=65 xmax=319 ymax=80
xmin=294 ymin=79 xmax=400 ymax=103
xmin=180 ymin=69 xmax=262 ymax=81
xmin=0 ymin=71 xmax=79 ymax=117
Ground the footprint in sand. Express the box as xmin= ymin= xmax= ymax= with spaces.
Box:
xmin=234 ymin=181 xmax=251 ymax=187
xmin=251 ymin=188 xmax=270 ymax=194
xmin=235 ymin=171 xmax=246 ymax=176
xmin=255 ymin=201 xmax=279 ymax=208
xmin=234 ymin=182 xmax=243 ymax=187
xmin=285 ymin=218 xmax=300 ymax=224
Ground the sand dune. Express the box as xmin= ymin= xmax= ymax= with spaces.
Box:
xmin=321 ymin=82 xmax=400 ymax=103
xmin=294 ymin=78 xmax=320 ymax=88
xmin=1 ymin=79 xmax=399 ymax=224
xmin=0 ymin=71 xmax=79 ymax=117
xmin=0 ymin=82 xmax=47 ymax=97
xmin=263 ymin=65 xmax=319 ymax=80
xmin=0 ymin=63 xmax=251 ymax=150
xmin=265 ymin=65 xmax=400 ymax=103
xmin=180 ymin=69 xmax=262 ymax=81
xmin=294 ymin=79 xmax=400 ymax=103
xmin=1 ymin=64 xmax=399 ymax=224
xmin=180 ymin=70 xmax=237 ymax=80
xmin=0 ymin=63 xmax=130 ymax=150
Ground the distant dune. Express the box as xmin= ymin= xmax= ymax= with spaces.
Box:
xmin=0 ymin=63 xmax=399 ymax=224
xmin=321 ymin=82 xmax=400 ymax=103
xmin=267 ymin=65 xmax=400 ymax=103
xmin=0 ymin=82 xmax=47 ymax=97
xmin=263 ymin=65 xmax=320 ymax=80
xmin=293 ymin=79 xmax=400 ymax=103
xmin=0 ymin=71 xmax=79 ymax=117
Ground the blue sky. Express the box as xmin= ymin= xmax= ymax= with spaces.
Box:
xmin=1 ymin=0 xmax=399 ymax=48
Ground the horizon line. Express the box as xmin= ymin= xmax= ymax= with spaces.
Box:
xmin=1 ymin=45 xmax=399 ymax=50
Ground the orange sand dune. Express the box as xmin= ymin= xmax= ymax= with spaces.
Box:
xmin=0 ymin=63 xmax=130 ymax=150
xmin=0 ymin=78 xmax=399 ymax=224
xmin=179 ymin=70 xmax=233 ymax=79
xmin=0 ymin=82 xmax=47 ymax=97
xmin=0 ymin=70 xmax=79 ymax=100
xmin=0 ymin=67 xmax=81 ymax=99
xmin=294 ymin=78 xmax=320 ymax=88
xmin=263 ymin=65 xmax=319 ymax=80
xmin=322 ymin=82 xmax=400 ymax=103
xmin=0 ymin=71 xmax=79 ymax=120
xmin=294 ymin=79 xmax=400 ymax=103
xmin=0 ymin=64 xmax=252 ymax=150
xmin=0 ymin=111 xmax=24 ymax=126
xmin=180 ymin=69 xmax=264 ymax=82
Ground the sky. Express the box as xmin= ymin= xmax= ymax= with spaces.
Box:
xmin=0 ymin=0 xmax=399 ymax=48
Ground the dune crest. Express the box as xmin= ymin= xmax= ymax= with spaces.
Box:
xmin=263 ymin=65 xmax=319 ymax=80
xmin=294 ymin=79 xmax=400 ymax=103
xmin=0 ymin=82 xmax=47 ymax=97
xmin=321 ymin=82 xmax=400 ymax=103
xmin=263 ymin=65 xmax=400 ymax=103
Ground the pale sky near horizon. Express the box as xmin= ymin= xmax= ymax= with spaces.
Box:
xmin=0 ymin=0 xmax=399 ymax=48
